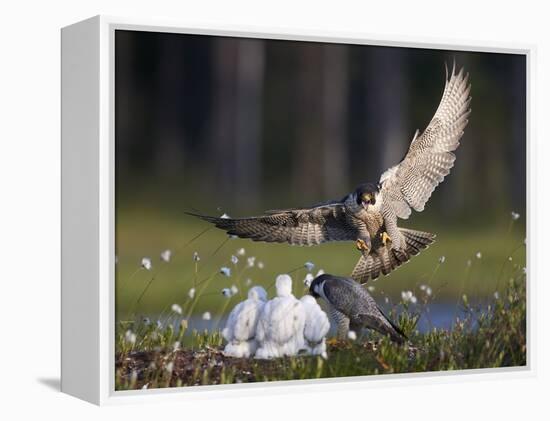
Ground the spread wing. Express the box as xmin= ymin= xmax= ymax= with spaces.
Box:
xmin=379 ymin=64 xmax=471 ymax=223
xmin=187 ymin=203 xmax=357 ymax=246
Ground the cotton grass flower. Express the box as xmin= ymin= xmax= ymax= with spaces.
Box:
xmin=202 ymin=312 xmax=211 ymax=321
xmin=231 ymin=255 xmax=239 ymax=265
xmin=193 ymin=251 xmax=200 ymax=262
xmin=347 ymin=330 xmax=357 ymax=341
xmin=231 ymin=285 xmax=239 ymax=295
xmin=173 ymin=341 xmax=180 ymax=352
xmin=494 ymin=291 xmax=500 ymax=300
xmin=125 ymin=330 xmax=136 ymax=345
xmin=247 ymin=257 xmax=256 ymax=268
xmin=511 ymin=211 xmax=520 ymax=221
xmin=257 ymin=261 xmax=265 ymax=269
xmin=237 ymin=248 xmax=246 ymax=256
xmin=141 ymin=257 xmax=152 ymax=270
xmin=165 ymin=362 xmax=174 ymax=374
xmin=160 ymin=249 xmax=172 ymax=262
xmin=367 ymin=285 xmax=376 ymax=292
xmin=438 ymin=256 xmax=446 ymax=264
xmin=401 ymin=290 xmax=417 ymax=304
xmin=221 ymin=213 xmax=230 ymax=219
xmin=188 ymin=288 xmax=196 ymax=300
xmin=171 ymin=303 xmax=183 ymax=315
xmin=304 ymin=261 xmax=315 ymax=271
xmin=222 ymin=288 xmax=232 ymax=297
xmin=245 ymin=278 xmax=252 ymax=286
xmin=220 ymin=266 xmax=231 ymax=277
xmin=476 ymin=251 xmax=482 ymax=259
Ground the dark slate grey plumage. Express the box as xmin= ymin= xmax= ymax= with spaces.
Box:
xmin=309 ymin=274 xmax=406 ymax=343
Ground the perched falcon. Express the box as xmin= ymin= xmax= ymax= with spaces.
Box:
xmin=189 ymin=64 xmax=471 ymax=283
xmin=309 ymin=273 xmax=406 ymax=343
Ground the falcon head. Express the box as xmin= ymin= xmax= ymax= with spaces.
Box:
xmin=354 ymin=183 xmax=380 ymax=210
xmin=309 ymin=274 xmax=327 ymax=299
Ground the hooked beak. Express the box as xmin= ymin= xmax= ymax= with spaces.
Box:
xmin=361 ymin=193 xmax=372 ymax=209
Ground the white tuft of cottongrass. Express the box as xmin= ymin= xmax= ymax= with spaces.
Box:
xmin=220 ymin=213 xmax=230 ymax=219
xmin=257 ymin=261 xmax=265 ymax=269
xmin=247 ymin=257 xmax=256 ymax=268
xmin=222 ymin=288 xmax=232 ymax=297
xmin=237 ymin=248 xmax=246 ymax=256
xmin=401 ymin=290 xmax=417 ymax=304
xmin=494 ymin=291 xmax=500 ymax=300
xmin=188 ymin=288 xmax=196 ymax=300
xmin=347 ymin=330 xmax=357 ymax=341
xmin=125 ymin=330 xmax=136 ymax=345
xmin=304 ymin=261 xmax=315 ymax=271
xmin=165 ymin=362 xmax=174 ymax=373
xmin=193 ymin=251 xmax=200 ymax=262
xmin=220 ymin=267 xmax=231 ymax=277
xmin=171 ymin=304 xmax=182 ymax=315
xmin=160 ymin=249 xmax=172 ymax=263
xmin=439 ymin=256 xmax=446 ymax=264
xmin=476 ymin=251 xmax=482 ymax=259
xmin=141 ymin=257 xmax=152 ymax=270
xmin=202 ymin=312 xmax=211 ymax=321
xmin=511 ymin=211 xmax=520 ymax=221
xmin=230 ymin=285 xmax=239 ymax=295
xmin=231 ymin=255 xmax=239 ymax=265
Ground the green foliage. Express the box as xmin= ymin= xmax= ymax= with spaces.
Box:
xmin=115 ymin=273 xmax=526 ymax=390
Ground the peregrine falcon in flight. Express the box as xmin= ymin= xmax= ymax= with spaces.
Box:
xmin=189 ymin=64 xmax=471 ymax=283
xmin=309 ymin=273 xmax=406 ymax=343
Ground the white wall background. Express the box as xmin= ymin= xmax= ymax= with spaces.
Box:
xmin=0 ymin=0 xmax=548 ymax=419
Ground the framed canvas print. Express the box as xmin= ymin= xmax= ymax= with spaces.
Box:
xmin=61 ymin=16 xmax=531 ymax=405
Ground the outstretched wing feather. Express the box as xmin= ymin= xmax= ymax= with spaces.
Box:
xmin=189 ymin=204 xmax=357 ymax=246
xmin=379 ymin=64 xmax=471 ymax=222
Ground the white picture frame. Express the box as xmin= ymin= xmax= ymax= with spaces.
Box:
xmin=61 ymin=15 xmax=534 ymax=405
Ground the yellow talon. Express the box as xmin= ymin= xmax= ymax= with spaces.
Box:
xmin=356 ymin=239 xmax=370 ymax=252
xmin=381 ymin=232 xmax=392 ymax=246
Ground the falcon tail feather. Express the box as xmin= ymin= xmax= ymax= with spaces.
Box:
xmin=351 ymin=228 xmax=436 ymax=283
xmin=379 ymin=308 xmax=408 ymax=344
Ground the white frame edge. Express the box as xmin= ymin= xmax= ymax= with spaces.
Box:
xmin=60 ymin=14 xmax=535 ymax=406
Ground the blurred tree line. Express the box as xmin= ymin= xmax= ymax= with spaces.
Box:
xmin=115 ymin=30 xmax=526 ymax=226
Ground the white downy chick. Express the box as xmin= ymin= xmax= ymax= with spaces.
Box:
xmin=222 ymin=286 xmax=268 ymax=358
xmin=255 ymin=274 xmax=306 ymax=359
xmin=300 ymin=295 xmax=330 ymax=356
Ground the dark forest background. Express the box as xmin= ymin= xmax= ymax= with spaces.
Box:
xmin=115 ymin=30 xmax=526 ymax=224
xmin=114 ymin=30 xmax=526 ymax=318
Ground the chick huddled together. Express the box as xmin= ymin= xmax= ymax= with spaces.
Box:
xmin=222 ymin=274 xmax=330 ymax=359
